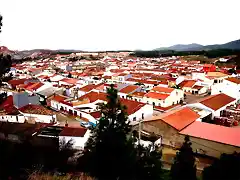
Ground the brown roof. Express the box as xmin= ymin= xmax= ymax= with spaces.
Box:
xmin=207 ymin=72 xmax=228 ymax=77
xmin=146 ymin=107 xmax=200 ymax=131
xmin=192 ymin=85 xmax=204 ymax=90
xmin=200 ymin=93 xmax=235 ymax=111
xmin=225 ymin=77 xmax=240 ymax=84
xmin=119 ymin=85 xmax=139 ymax=94
xmin=151 ymin=86 xmax=174 ymax=93
xmin=144 ymin=92 xmax=169 ymax=100
xmin=180 ymin=121 xmax=240 ymax=147
xmin=79 ymin=84 xmax=96 ymax=92
xmin=78 ymin=91 xmax=107 ymax=103
xmin=51 ymin=94 xmax=68 ymax=102
xmin=59 ymin=127 xmax=87 ymax=137
xmin=131 ymin=92 xmax=146 ymax=97
xmin=179 ymin=80 xmax=196 ymax=88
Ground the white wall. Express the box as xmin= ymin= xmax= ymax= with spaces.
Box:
xmin=20 ymin=112 xmax=56 ymax=123
xmin=129 ymin=104 xmax=153 ymax=124
xmin=211 ymin=81 xmax=240 ymax=99
xmin=59 ymin=130 xmax=91 ymax=150
xmin=0 ymin=115 xmax=25 ymax=123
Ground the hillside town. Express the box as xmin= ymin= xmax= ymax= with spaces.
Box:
xmin=0 ymin=51 xmax=240 ymax=172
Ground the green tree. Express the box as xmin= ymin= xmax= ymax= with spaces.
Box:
xmin=0 ymin=15 xmax=12 ymax=104
xmin=78 ymin=85 xmax=163 ymax=180
xmin=135 ymin=133 xmax=163 ymax=180
xmin=170 ymin=136 xmax=197 ymax=180
xmin=67 ymin=73 xmax=72 ymax=78
xmin=78 ymin=84 xmax=137 ymax=180
xmin=0 ymin=14 xmax=2 ymax=33
xmin=202 ymin=152 xmax=240 ymax=180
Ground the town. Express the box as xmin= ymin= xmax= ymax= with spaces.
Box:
xmin=0 ymin=48 xmax=240 ymax=178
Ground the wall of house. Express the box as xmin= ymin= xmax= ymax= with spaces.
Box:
xmin=198 ymin=87 xmax=208 ymax=94
xmin=211 ymin=81 xmax=240 ymax=99
xmin=20 ymin=112 xmax=56 ymax=123
xmin=141 ymin=120 xmax=182 ymax=148
xmin=0 ymin=115 xmax=25 ymax=123
xmin=76 ymin=111 xmax=97 ymax=124
xmin=179 ymin=134 xmax=240 ymax=158
xmin=129 ymin=104 xmax=153 ymax=123
xmin=59 ymin=130 xmax=91 ymax=150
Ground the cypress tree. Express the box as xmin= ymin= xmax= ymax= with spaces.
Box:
xmin=170 ymin=136 xmax=197 ymax=180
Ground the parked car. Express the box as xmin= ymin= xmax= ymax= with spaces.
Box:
xmin=80 ymin=121 xmax=91 ymax=128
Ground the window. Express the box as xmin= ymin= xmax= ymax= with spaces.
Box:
xmin=142 ymin=113 xmax=144 ymax=120
xmin=133 ymin=117 xmax=137 ymax=121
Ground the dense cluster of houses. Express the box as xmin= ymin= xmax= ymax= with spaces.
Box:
xmin=0 ymin=53 xmax=240 ymax=161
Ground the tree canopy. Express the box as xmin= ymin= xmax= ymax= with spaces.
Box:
xmin=78 ymin=84 xmax=163 ymax=180
xmin=0 ymin=14 xmax=2 ymax=33
xmin=202 ymin=152 xmax=240 ymax=180
xmin=170 ymin=136 xmax=197 ymax=180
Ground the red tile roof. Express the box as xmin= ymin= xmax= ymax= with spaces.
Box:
xmin=120 ymin=99 xmax=145 ymax=115
xmin=79 ymin=84 xmax=96 ymax=92
xmin=131 ymin=92 xmax=146 ymax=97
xmin=25 ymin=82 xmax=44 ymax=91
xmin=37 ymin=75 xmax=49 ymax=79
xmin=179 ymin=80 xmax=196 ymax=88
xmin=144 ymin=92 xmax=169 ymax=100
xmin=51 ymin=94 xmax=68 ymax=102
xmin=90 ymin=111 xmax=101 ymax=118
xmin=180 ymin=121 xmax=240 ymax=147
xmin=0 ymin=95 xmax=13 ymax=109
xmin=119 ymin=85 xmax=139 ymax=94
xmin=78 ymin=91 xmax=107 ymax=103
xmin=8 ymin=79 xmax=28 ymax=86
xmin=60 ymin=127 xmax=87 ymax=137
xmin=151 ymin=86 xmax=174 ymax=93
xmin=225 ymin=77 xmax=240 ymax=84
xmin=149 ymin=107 xmax=200 ymax=131
xmin=200 ymin=93 xmax=235 ymax=111
xmin=19 ymin=104 xmax=53 ymax=115
xmin=61 ymin=78 xmax=78 ymax=85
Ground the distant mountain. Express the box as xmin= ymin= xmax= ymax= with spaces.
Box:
xmin=154 ymin=39 xmax=240 ymax=51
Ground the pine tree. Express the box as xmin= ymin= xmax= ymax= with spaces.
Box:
xmin=78 ymin=85 xmax=164 ymax=180
xmin=78 ymin=84 xmax=137 ymax=180
xmin=135 ymin=137 xmax=163 ymax=180
xmin=170 ymin=136 xmax=197 ymax=180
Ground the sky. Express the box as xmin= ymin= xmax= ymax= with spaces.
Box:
xmin=0 ymin=0 xmax=239 ymax=51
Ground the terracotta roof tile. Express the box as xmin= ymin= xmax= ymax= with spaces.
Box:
xmin=61 ymin=78 xmax=78 ymax=85
xmin=131 ymin=92 xmax=146 ymax=97
xmin=119 ymin=85 xmax=139 ymax=94
xmin=144 ymin=92 xmax=169 ymax=100
xmin=179 ymin=80 xmax=196 ymax=88
xmin=151 ymin=86 xmax=174 ymax=93
xmin=147 ymin=107 xmax=200 ymax=131
xmin=200 ymin=93 xmax=235 ymax=111
xmin=180 ymin=121 xmax=240 ymax=147
xmin=79 ymin=84 xmax=96 ymax=92
xmin=19 ymin=104 xmax=53 ymax=115
xmin=225 ymin=77 xmax=240 ymax=84
xmin=60 ymin=127 xmax=87 ymax=137
xmin=25 ymin=82 xmax=44 ymax=91
xmin=51 ymin=94 xmax=68 ymax=102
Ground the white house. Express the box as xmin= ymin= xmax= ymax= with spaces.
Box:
xmin=59 ymin=127 xmax=91 ymax=150
xmin=143 ymin=86 xmax=184 ymax=107
xmin=186 ymin=93 xmax=236 ymax=119
xmin=211 ymin=77 xmax=240 ymax=99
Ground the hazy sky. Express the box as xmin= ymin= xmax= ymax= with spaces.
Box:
xmin=0 ymin=0 xmax=239 ymax=51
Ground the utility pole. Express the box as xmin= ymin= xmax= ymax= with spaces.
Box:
xmin=138 ymin=119 xmax=141 ymax=145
